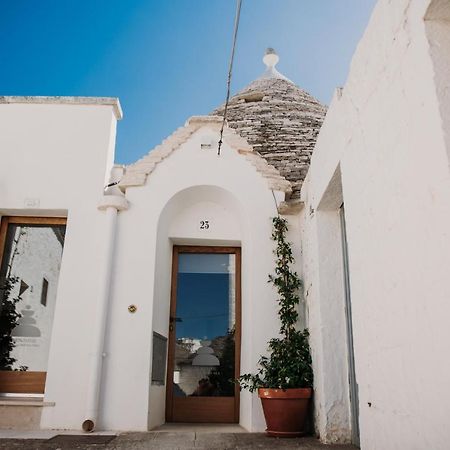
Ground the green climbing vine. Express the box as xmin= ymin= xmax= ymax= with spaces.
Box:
xmin=237 ymin=217 xmax=313 ymax=392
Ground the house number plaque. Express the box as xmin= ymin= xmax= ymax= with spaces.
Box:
xmin=199 ymin=220 xmax=210 ymax=230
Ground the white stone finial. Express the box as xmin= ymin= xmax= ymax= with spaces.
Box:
xmin=263 ymin=48 xmax=279 ymax=68
xmin=259 ymin=48 xmax=291 ymax=82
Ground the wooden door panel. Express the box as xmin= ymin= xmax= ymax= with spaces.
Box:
xmin=172 ymin=397 xmax=235 ymax=423
xmin=0 ymin=371 xmax=46 ymax=394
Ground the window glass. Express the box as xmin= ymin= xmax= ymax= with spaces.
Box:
xmin=173 ymin=253 xmax=236 ymax=397
xmin=0 ymin=221 xmax=65 ymax=372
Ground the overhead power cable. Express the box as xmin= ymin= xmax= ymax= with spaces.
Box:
xmin=217 ymin=0 xmax=242 ymax=156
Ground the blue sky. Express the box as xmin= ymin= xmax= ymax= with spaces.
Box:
xmin=0 ymin=0 xmax=376 ymax=164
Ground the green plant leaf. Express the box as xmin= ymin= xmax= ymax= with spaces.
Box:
xmin=237 ymin=217 xmax=313 ymax=391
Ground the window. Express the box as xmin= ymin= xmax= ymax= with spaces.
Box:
xmin=0 ymin=217 xmax=66 ymax=394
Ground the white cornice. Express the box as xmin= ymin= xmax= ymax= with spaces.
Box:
xmin=0 ymin=96 xmax=123 ymax=120
xmin=119 ymin=115 xmax=292 ymax=195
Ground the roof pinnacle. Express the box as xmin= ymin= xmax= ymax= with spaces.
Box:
xmin=260 ymin=48 xmax=291 ymax=82
xmin=263 ymin=48 xmax=279 ymax=68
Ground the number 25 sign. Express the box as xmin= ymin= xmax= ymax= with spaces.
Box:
xmin=200 ymin=220 xmax=210 ymax=230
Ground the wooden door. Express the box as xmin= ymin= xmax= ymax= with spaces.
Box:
xmin=166 ymin=246 xmax=241 ymax=423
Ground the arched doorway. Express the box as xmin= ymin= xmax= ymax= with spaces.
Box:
xmin=149 ymin=185 xmax=246 ymax=427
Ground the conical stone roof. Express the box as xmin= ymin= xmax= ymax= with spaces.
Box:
xmin=212 ymin=49 xmax=327 ymax=199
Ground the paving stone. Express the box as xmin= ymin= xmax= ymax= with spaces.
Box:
xmin=0 ymin=433 xmax=357 ymax=450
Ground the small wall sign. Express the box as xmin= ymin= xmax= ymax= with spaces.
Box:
xmin=199 ymin=220 xmax=210 ymax=230
xmin=24 ymin=198 xmax=40 ymax=208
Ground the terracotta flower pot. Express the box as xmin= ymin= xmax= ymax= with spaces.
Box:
xmin=258 ymin=387 xmax=312 ymax=437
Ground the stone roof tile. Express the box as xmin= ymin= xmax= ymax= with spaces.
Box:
xmin=212 ymin=70 xmax=327 ymax=199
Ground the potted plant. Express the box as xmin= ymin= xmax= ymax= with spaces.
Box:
xmin=238 ymin=217 xmax=313 ymax=437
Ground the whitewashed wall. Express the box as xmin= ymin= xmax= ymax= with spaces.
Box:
xmin=99 ymin=124 xmax=294 ymax=431
xmin=301 ymin=1 xmax=450 ymax=448
xmin=0 ymin=98 xmax=121 ymax=430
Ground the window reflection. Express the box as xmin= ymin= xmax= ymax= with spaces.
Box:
xmin=173 ymin=253 xmax=236 ymax=397
xmin=0 ymin=222 xmax=65 ymax=372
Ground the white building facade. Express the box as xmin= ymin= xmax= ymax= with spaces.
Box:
xmin=0 ymin=1 xmax=449 ymax=449
xmin=301 ymin=0 xmax=450 ymax=448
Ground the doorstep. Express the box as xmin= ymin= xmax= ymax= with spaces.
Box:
xmin=0 ymin=429 xmax=117 ymax=440
xmin=0 ymin=397 xmax=56 ymax=430
xmin=151 ymin=423 xmax=246 ymax=433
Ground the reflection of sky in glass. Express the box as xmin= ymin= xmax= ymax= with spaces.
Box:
xmin=178 ymin=254 xmax=232 ymax=275
xmin=176 ymin=254 xmax=232 ymax=340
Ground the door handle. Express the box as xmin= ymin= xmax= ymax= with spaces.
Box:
xmin=169 ymin=316 xmax=182 ymax=332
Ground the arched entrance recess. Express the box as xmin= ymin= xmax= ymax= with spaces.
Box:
xmin=148 ymin=185 xmax=248 ymax=428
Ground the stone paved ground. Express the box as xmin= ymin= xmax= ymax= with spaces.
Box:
xmin=0 ymin=432 xmax=357 ymax=450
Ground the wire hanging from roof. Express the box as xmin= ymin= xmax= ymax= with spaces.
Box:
xmin=217 ymin=0 xmax=242 ymax=156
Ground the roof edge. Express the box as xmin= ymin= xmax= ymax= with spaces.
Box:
xmin=119 ymin=114 xmax=292 ymax=195
xmin=0 ymin=96 xmax=123 ymax=120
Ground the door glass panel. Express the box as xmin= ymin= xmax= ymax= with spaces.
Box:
xmin=174 ymin=253 xmax=235 ymax=397
xmin=0 ymin=222 xmax=66 ymax=372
